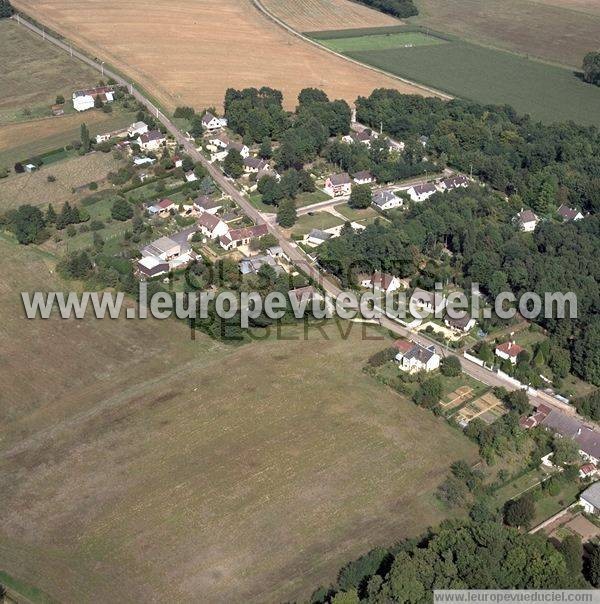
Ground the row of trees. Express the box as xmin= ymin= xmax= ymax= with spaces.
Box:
xmin=354 ymin=0 xmax=418 ymax=18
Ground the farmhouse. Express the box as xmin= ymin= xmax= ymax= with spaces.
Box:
xmin=243 ymin=156 xmax=269 ymax=174
xmin=325 ymin=173 xmax=352 ymax=197
xmin=219 ymin=224 xmax=269 ymax=250
xmin=372 ymin=190 xmax=402 ymax=211
xmin=128 ymin=121 xmax=149 ymax=137
xmin=137 ymin=130 xmax=166 ymax=151
xmin=197 ymin=212 xmax=229 ymax=239
xmin=495 ymin=341 xmax=525 ymax=364
xmin=557 ymin=204 xmax=583 ymax=222
xmin=411 ymin=287 xmax=446 ymax=315
xmin=407 ymin=183 xmax=437 ymax=203
xmin=439 ymin=175 xmax=469 ymax=191
xmin=395 ymin=341 xmax=441 ymax=373
xmin=72 ymin=86 xmax=114 ymax=112
xmin=193 ymin=196 xmax=221 ymax=214
xmin=202 ymin=111 xmax=228 ymax=131
xmin=580 ymin=483 xmax=600 ymax=516
xmin=515 ymin=209 xmax=539 ymax=232
xmin=352 ymin=171 xmax=374 ymax=185
xmin=445 ymin=313 xmax=476 ymax=333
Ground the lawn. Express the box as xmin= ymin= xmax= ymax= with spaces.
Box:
xmin=319 ymin=31 xmax=446 ymax=53
xmin=0 ymin=235 xmax=478 ymax=602
xmin=0 ymin=20 xmax=100 ymax=124
xmin=291 ymin=211 xmax=344 ymax=236
xmin=344 ymin=39 xmax=600 ymax=125
xmin=336 ymin=204 xmax=379 ymax=222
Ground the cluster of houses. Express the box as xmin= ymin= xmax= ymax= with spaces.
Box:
xmin=73 ymin=85 xmax=115 ymax=112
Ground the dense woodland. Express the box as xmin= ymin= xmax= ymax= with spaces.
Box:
xmin=310 ymin=519 xmax=598 ymax=603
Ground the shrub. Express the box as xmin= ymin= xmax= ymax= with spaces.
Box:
xmin=89 ymin=181 xmax=98 ymax=191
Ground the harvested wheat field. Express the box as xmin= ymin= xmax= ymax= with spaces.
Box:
xmin=0 ymin=237 xmax=477 ymax=603
xmin=12 ymin=0 xmax=435 ymax=111
xmin=261 ymin=0 xmax=400 ymax=31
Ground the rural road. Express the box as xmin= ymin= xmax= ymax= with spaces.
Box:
xmin=12 ymin=13 xmax=574 ymax=418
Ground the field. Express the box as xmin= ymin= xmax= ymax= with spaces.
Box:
xmin=0 ymin=108 xmax=135 ymax=167
xmin=343 ymin=38 xmax=600 ymax=124
xmin=11 ymin=0 xmax=437 ymax=112
xmin=0 ymin=151 xmax=124 ymax=210
xmin=0 ymin=235 xmax=477 ymax=602
xmin=0 ymin=20 xmax=100 ymax=123
xmin=320 ymin=30 xmax=446 ymax=52
xmin=261 ymin=0 xmax=400 ymax=31
xmin=412 ymin=0 xmax=600 ymax=68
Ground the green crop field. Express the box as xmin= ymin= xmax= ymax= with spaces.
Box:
xmin=319 ymin=30 xmax=446 ymax=52
xmin=333 ymin=38 xmax=600 ymax=125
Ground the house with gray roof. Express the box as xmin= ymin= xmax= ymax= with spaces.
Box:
xmin=580 ymin=482 xmax=600 ymax=515
xmin=395 ymin=341 xmax=441 ymax=373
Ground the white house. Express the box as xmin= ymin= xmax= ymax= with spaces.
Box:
xmin=372 ymin=190 xmax=402 ymax=211
xmin=137 ymin=130 xmax=166 ymax=151
xmin=193 ymin=195 xmax=221 ymax=215
xmin=202 ymin=112 xmax=227 ymax=131
xmin=407 ymin=183 xmax=437 ymax=203
xmin=128 ymin=121 xmax=149 ymax=138
xmin=72 ymin=86 xmax=114 ymax=112
xmin=395 ymin=340 xmax=441 ymax=373
xmin=557 ymin=204 xmax=584 ymax=222
xmin=197 ymin=212 xmax=229 ymax=240
xmin=444 ymin=313 xmax=476 ymax=333
xmin=352 ymin=171 xmax=374 ymax=185
xmin=95 ymin=132 xmax=111 ymax=144
xmin=208 ymin=134 xmax=230 ymax=150
xmin=243 ymin=156 xmax=269 ymax=174
xmin=138 ymin=234 xmax=196 ymax=278
xmin=361 ymin=272 xmax=401 ymax=294
xmin=411 ymin=287 xmax=446 ymax=315
xmin=219 ymin=224 xmax=269 ymax=250
xmin=325 ymin=173 xmax=352 ymax=197
xmin=305 ymin=229 xmax=334 ymax=247
xmin=439 ymin=175 xmax=469 ymax=191
xmin=579 ymin=482 xmax=600 ymax=515
xmin=515 ymin=209 xmax=539 ymax=232
xmin=495 ymin=341 xmax=525 ymax=364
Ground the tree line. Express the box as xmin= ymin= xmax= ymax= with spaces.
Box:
xmin=354 ymin=0 xmax=418 ymax=19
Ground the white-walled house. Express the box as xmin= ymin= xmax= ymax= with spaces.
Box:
xmin=372 ymin=190 xmax=402 ymax=211
xmin=407 ymin=183 xmax=437 ymax=203
xmin=325 ymin=173 xmax=352 ymax=197
xmin=202 ymin=112 xmax=228 ymax=131
xmin=128 ymin=121 xmax=149 ymax=138
xmin=557 ymin=204 xmax=584 ymax=222
xmin=444 ymin=313 xmax=476 ymax=333
xmin=219 ymin=224 xmax=269 ymax=250
xmin=72 ymin=86 xmax=114 ymax=112
xmin=361 ymin=272 xmax=401 ymax=294
xmin=137 ymin=130 xmax=166 ymax=151
xmin=197 ymin=212 xmax=229 ymax=240
xmin=439 ymin=175 xmax=469 ymax=191
xmin=579 ymin=482 xmax=600 ymax=515
xmin=515 ymin=209 xmax=539 ymax=232
xmin=411 ymin=287 xmax=446 ymax=315
xmin=395 ymin=340 xmax=441 ymax=373
xmin=352 ymin=171 xmax=374 ymax=185
xmin=495 ymin=341 xmax=525 ymax=364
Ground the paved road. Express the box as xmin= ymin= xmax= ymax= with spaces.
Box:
xmin=12 ymin=13 xmax=574 ymax=417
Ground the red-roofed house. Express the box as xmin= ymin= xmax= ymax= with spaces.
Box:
xmin=361 ymin=272 xmax=401 ymax=294
xmin=495 ymin=341 xmax=525 ymax=364
xmin=393 ymin=339 xmax=414 ymax=355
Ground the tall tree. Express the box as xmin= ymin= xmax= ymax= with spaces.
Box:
xmin=582 ymin=52 xmax=600 ymax=86
xmin=80 ymin=122 xmax=91 ymax=153
xmin=277 ymin=198 xmax=297 ymax=228
xmin=223 ymin=149 xmax=244 ymax=179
